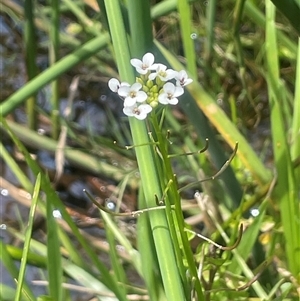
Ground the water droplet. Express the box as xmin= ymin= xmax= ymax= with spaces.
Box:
xmin=106 ymin=201 xmax=115 ymax=211
xmin=53 ymin=209 xmax=62 ymax=219
xmin=1 ymin=189 xmax=9 ymax=196
xmin=37 ymin=128 xmax=46 ymax=135
xmin=250 ymin=208 xmax=260 ymax=217
xmin=190 ymin=33 xmax=198 ymax=40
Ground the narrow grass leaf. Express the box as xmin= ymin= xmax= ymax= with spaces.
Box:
xmin=15 ymin=173 xmax=41 ymax=301
xmin=229 ymin=200 xmax=268 ymax=274
xmin=265 ymin=0 xmax=300 ymax=277
xmin=46 ymin=179 xmax=63 ymax=301
xmin=0 ymin=34 xmax=110 ymax=116
xmin=0 ymin=117 xmax=129 ymax=300
xmin=154 ymin=40 xmax=272 ymax=186
xmin=177 ymin=0 xmax=197 ymax=77
xmin=0 ymin=240 xmax=36 ymax=301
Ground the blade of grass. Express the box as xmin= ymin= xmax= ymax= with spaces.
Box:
xmin=270 ymin=0 xmax=300 ymax=35
xmin=177 ymin=0 xmax=197 ymax=78
xmin=104 ymin=0 xmax=191 ymax=299
xmin=0 ymin=117 xmax=129 ymax=301
xmin=48 ymin=0 xmax=60 ymax=140
xmin=24 ymin=0 xmax=38 ymax=130
xmin=291 ymin=38 xmax=300 ymax=185
xmin=214 ymin=221 xmax=268 ymax=299
xmin=203 ymin=0 xmax=216 ymax=75
xmin=15 ymin=173 xmax=41 ymax=301
xmin=0 ymin=241 xmax=36 ymax=301
xmin=6 ymin=229 xmax=119 ymax=301
xmin=0 ymin=34 xmax=110 ymax=116
xmin=265 ymin=0 xmax=300 ymax=277
xmin=46 ymin=180 xmax=63 ymax=301
xmin=136 ymin=188 xmax=166 ymax=301
xmin=5 ymin=245 xmax=47 ymax=269
xmin=100 ymin=210 xmax=142 ymax=276
xmin=228 ymin=200 xmax=268 ymax=274
xmin=155 ymin=40 xmax=272 ymax=186
xmin=0 ymin=141 xmax=32 ymax=192
xmin=2 ymin=120 xmax=136 ymax=187
xmin=244 ymin=1 xmax=297 ymax=59
xmin=104 ymin=222 xmax=128 ymax=296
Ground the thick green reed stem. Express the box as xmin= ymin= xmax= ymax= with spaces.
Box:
xmin=104 ymin=0 xmax=194 ymax=300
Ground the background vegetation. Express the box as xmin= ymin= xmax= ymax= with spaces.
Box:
xmin=0 ymin=0 xmax=299 ymax=300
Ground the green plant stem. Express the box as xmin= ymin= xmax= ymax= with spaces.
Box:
xmin=104 ymin=0 xmax=188 ymax=299
xmin=204 ymin=0 xmax=216 ymax=74
xmin=265 ymin=0 xmax=300 ymax=277
xmin=244 ymin=1 xmax=297 ymax=58
xmin=24 ymin=0 xmax=38 ymax=130
xmin=1 ymin=120 xmax=136 ymax=186
xmin=177 ymin=0 xmax=197 ymax=78
xmin=49 ymin=0 xmax=60 ymax=140
xmin=233 ymin=0 xmax=260 ymax=126
xmin=1 ymin=116 xmax=127 ymax=300
xmin=291 ymin=38 xmax=300 ymax=185
xmin=150 ymin=114 xmax=205 ymax=300
xmin=0 ymin=34 xmax=110 ymax=116
xmin=15 ymin=174 xmax=41 ymax=301
xmin=155 ymin=40 xmax=271 ymax=188
xmin=127 ymin=0 xmax=153 ymax=58
xmin=0 ymin=241 xmax=36 ymax=301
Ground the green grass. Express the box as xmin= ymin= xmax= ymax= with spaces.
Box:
xmin=0 ymin=0 xmax=299 ymax=300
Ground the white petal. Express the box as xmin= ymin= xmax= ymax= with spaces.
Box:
xmin=158 ymin=94 xmax=169 ymax=105
xmin=124 ymin=97 xmax=137 ymax=107
xmin=136 ymin=67 xmax=148 ymax=75
xmin=165 ymin=69 xmax=177 ymax=80
xmin=185 ymin=78 xmax=193 ymax=85
xmin=118 ymin=86 xmax=130 ymax=97
xmin=136 ymin=91 xmax=148 ymax=102
xmin=123 ymin=106 xmax=135 ymax=117
xmin=131 ymin=82 xmax=142 ymax=92
xmin=108 ymin=78 xmax=120 ymax=92
xmin=143 ymin=53 xmax=155 ymax=66
xmin=163 ymin=82 xmax=176 ymax=94
xmin=139 ymin=104 xmax=152 ymax=114
xmin=130 ymin=58 xmax=142 ymax=68
xmin=168 ymin=97 xmax=178 ymax=105
xmin=148 ymin=73 xmax=157 ymax=80
xmin=135 ymin=113 xmax=147 ymax=120
xmin=173 ymin=86 xmax=184 ymax=97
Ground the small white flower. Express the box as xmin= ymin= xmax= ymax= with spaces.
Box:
xmin=175 ymin=70 xmax=193 ymax=87
xmin=130 ymin=52 xmax=156 ymax=75
xmin=158 ymin=82 xmax=184 ymax=105
xmin=118 ymin=83 xmax=148 ymax=106
xmin=148 ymin=64 xmax=176 ymax=81
xmin=108 ymin=78 xmax=130 ymax=92
xmin=123 ymin=103 xmax=152 ymax=120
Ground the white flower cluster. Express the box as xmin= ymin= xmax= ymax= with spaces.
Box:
xmin=108 ymin=52 xmax=193 ymax=120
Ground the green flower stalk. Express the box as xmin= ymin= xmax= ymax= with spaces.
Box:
xmin=108 ymin=51 xmax=205 ymax=300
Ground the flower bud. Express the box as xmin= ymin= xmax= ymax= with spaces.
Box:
xmin=150 ymin=101 xmax=159 ymax=108
xmin=136 ymin=77 xmax=143 ymax=85
xmin=150 ymin=85 xmax=159 ymax=93
xmin=146 ymin=80 xmax=154 ymax=89
xmin=143 ymin=85 xmax=149 ymax=92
